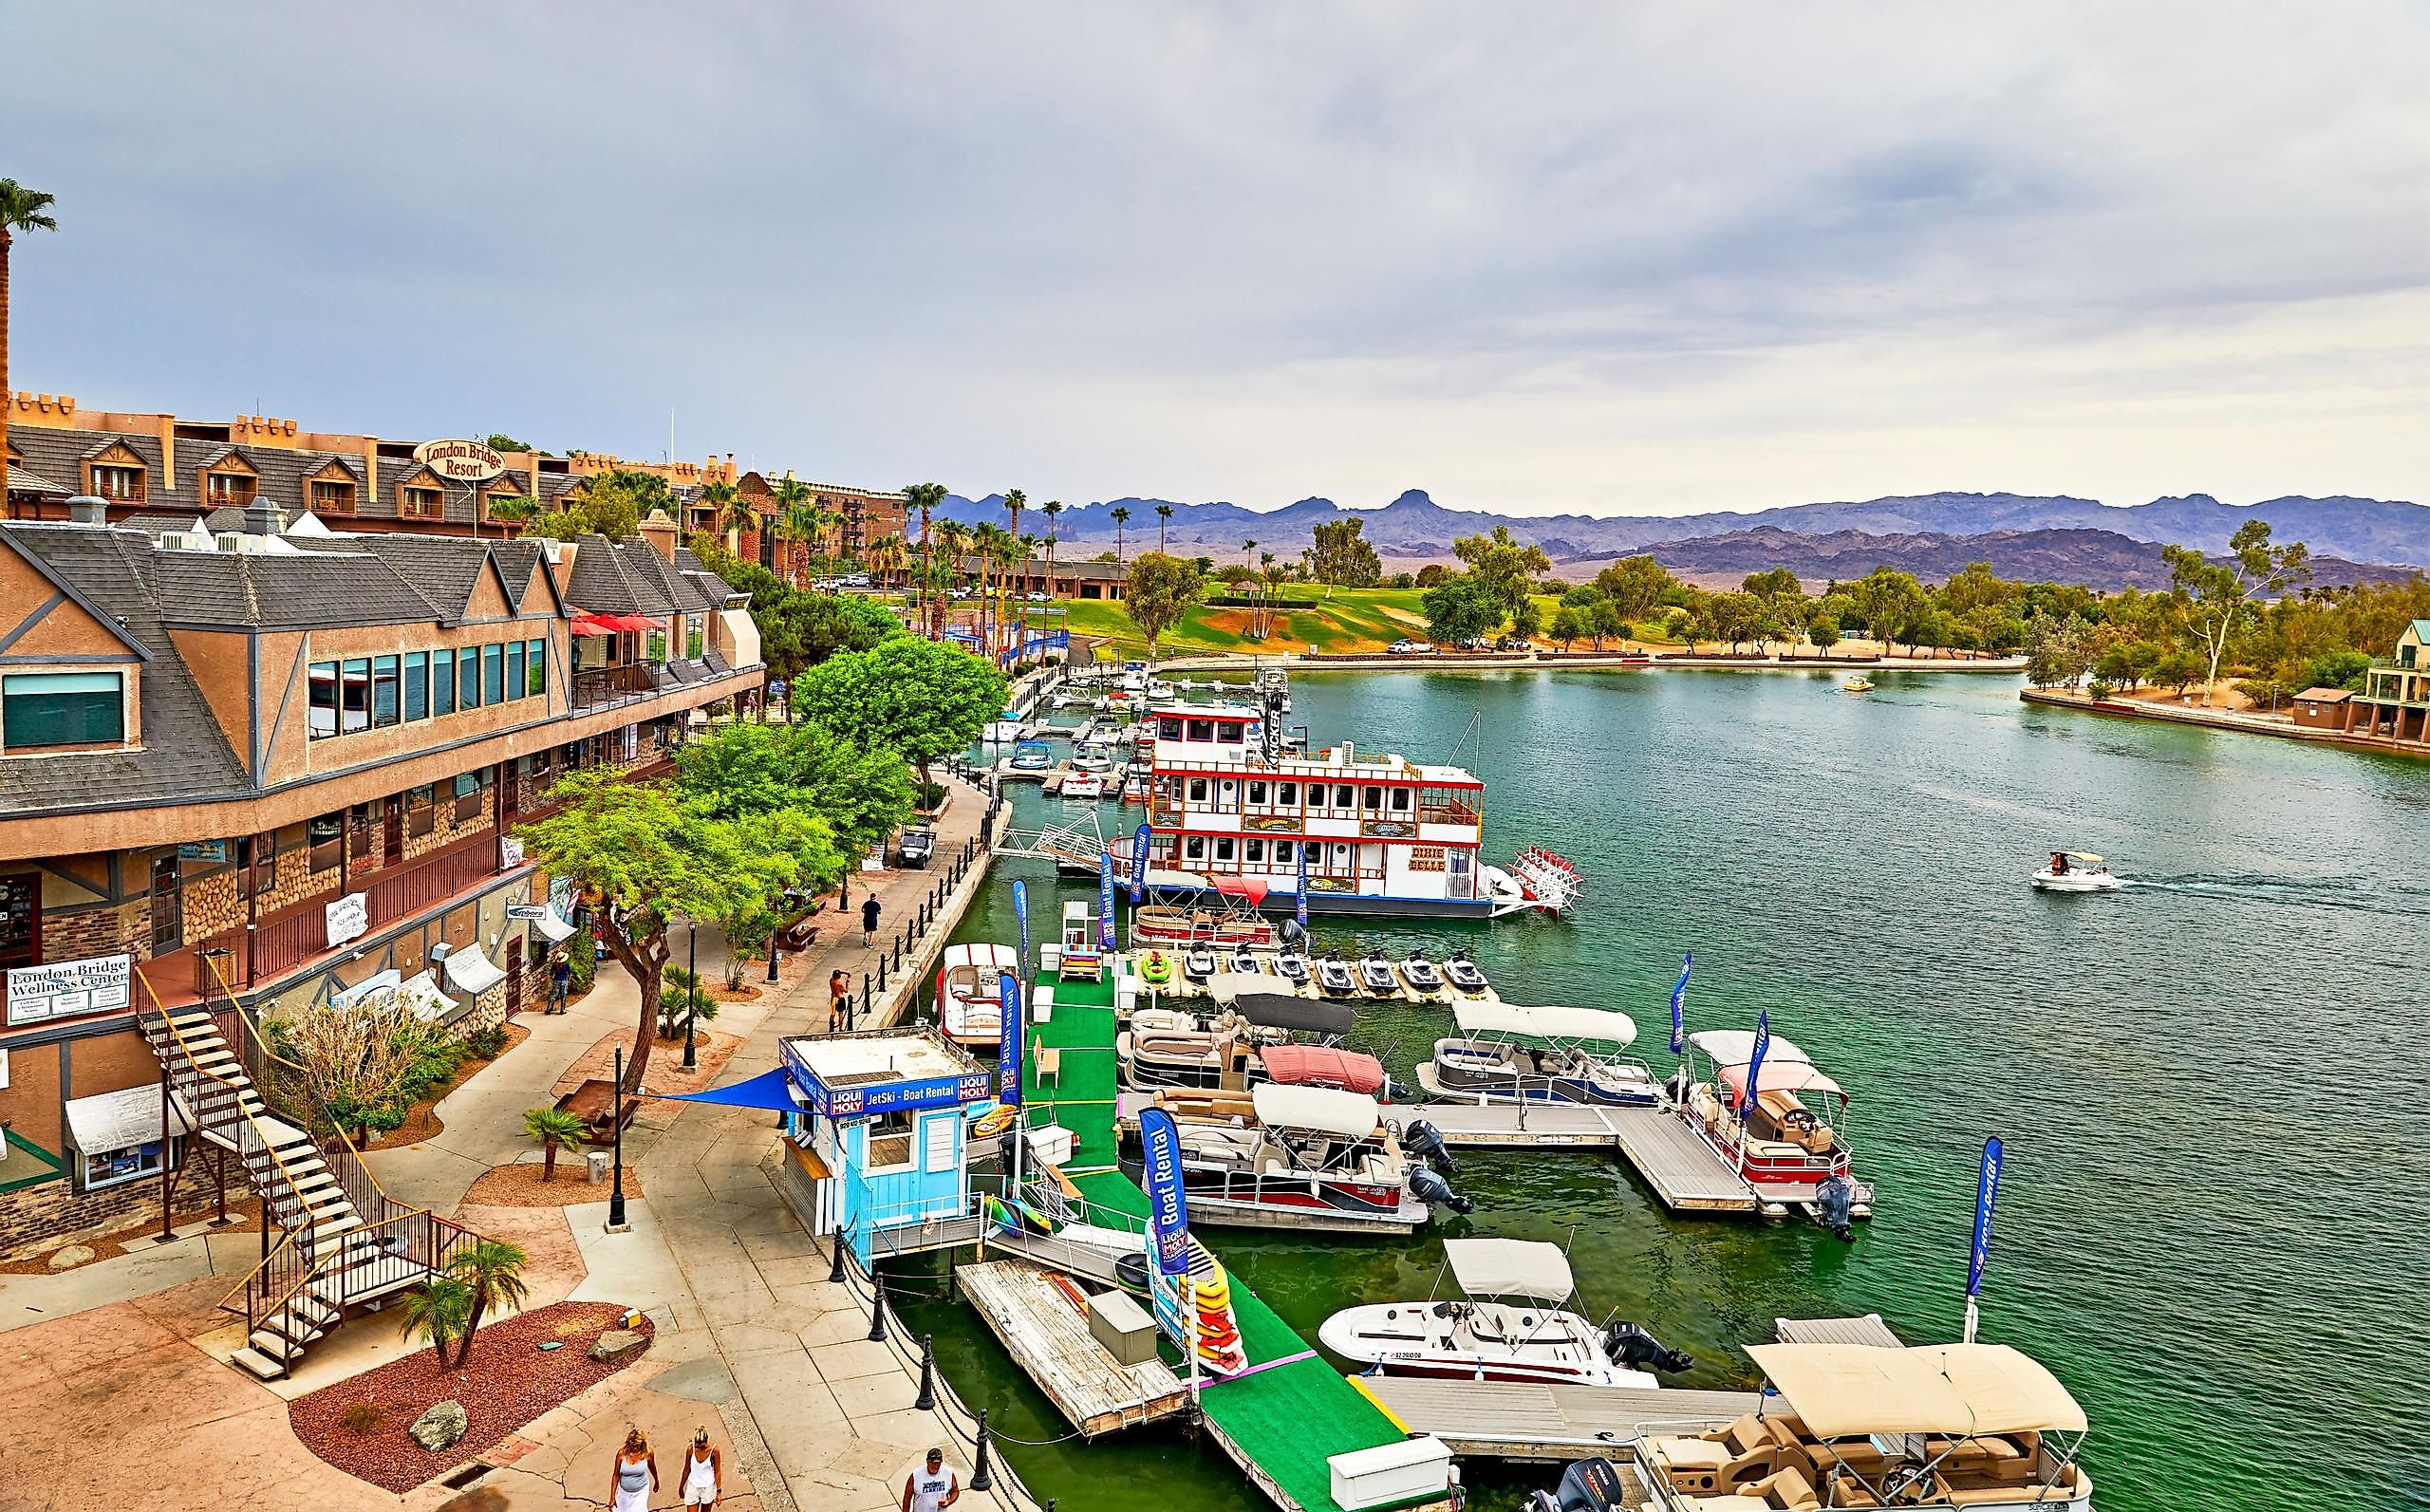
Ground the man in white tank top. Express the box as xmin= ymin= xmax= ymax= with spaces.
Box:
xmin=902 ymin=1447 xmax=961 ymax=1512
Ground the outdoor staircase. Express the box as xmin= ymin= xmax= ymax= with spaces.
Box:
xmin=135 ymin=982 xmax=474 ymax=1382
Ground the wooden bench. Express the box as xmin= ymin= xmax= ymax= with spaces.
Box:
xmin=555 ymin=1078 xmax=641 ymax=1147
xmin=776 ymin=914 xmax=821 ymax=952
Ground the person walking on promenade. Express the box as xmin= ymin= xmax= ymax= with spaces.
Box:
xmin=610 ymin=1427 xmax=659 ymax=1512
xmin=548 ymin=951 xmax=571 ymax=1014
xmin=902 ymin=1447 xmax=960 ymax=1511
xmin=862 ymin=893 xmax=882 ymax=946
xmin=830 ymin=967 xmax=851 ymax=1033
xmin=681 ymin=1426 xmax=723 ymax=1508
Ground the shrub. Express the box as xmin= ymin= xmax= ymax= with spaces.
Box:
xmin=567 ymin=932 xmax=598 ymax=996
xmin=464 ymin=1024 xmax=509 ymax=1060
xmin=339 ymin=1402 xmax=383 ymax=1435
xmin=2085 ymin=677 xmax=2115 ymax=701
xmin=658 ymin=967 xmax=719 ymax=1039
xmin=915 ymin=780 xmax=946 ymax=812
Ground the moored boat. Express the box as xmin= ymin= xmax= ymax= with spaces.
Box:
xmin=1442 ymin=949 xmax=1489 ymax=994
xmin=1676 ymin=1029 xmax=1870 ymax=1230
xmin=1122 ymin=1083 xmax=1467 ymax=1234
xmin=1058 ymin=771 xmax=1105 ymax=799
xmin=1419 ymin=1001 xmax=1659 ymax=1107
xmin=1400 ymin=953 xmax=1446 ymax=993
xmin=1008 ymin=739 xmax=1053 ymax=772
xmin=1275 ymin=951 xmax=1312 ymax=986
xmin=937 ymin=943 xmax=1020 ymax=1047
xmin=1358 ymin=952 xmax=1401 ymax=994
xmin=1316 ymin=950 xmax=1358 ymax=997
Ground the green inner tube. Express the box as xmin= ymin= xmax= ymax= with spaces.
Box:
xmin=1139 ymin=954 xmax=1175 ymax=983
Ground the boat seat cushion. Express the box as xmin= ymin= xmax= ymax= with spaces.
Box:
xmin=1651 ymin=1438 xmax=1731 ymax=1472
xmin=1721 ymin=1415 xmax=1771 ymax=1457
xmin=1749 ymin=1467 xmax=1822 ymax=1511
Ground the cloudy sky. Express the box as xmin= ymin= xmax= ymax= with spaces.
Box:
xmin=10 ymin=4 xmax=2428 ymax=516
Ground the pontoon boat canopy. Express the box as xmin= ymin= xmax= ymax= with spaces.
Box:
xmin=1251 ymin=1082 xmax=1381 ymax=1138
xmin=1721 ymin=1060 xmax=1845 ymax=1101
xmin=1258 ymin=1045 xmax=1385 ymax=1095
xmin=1227 ymin=992 xmax=1355 ymax=1037
xmin=1206 ymin=970 xmax=1276 ymax=1006
xmin=1214 ymin=877 xmax=1270 ymax=905
xmin=1144 ymin=868 xmax=1214 ymax=891
xmin=1453 ymin=1001 xmax=1639 ymax=1046
xmin=1688 ymin=1029 xmax=1812 ymax=1069
xmin=1443 ymin=1238 xmax=1577 ymax=1302
xmin=1741 ymin=1342 xmax=2088 ymax=1439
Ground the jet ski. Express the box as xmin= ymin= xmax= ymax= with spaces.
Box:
xmin=1443 ymin=949 xmax=1488 ymax=994
xmin=1316 ymin=950 xmax=1358 ymax=997
xmin=1400 ymin=953 xmax=1446 ymax=993
xmin=1275 ymin=953 xmax=1312 ymax=986
xmin=1359 ymin=953 xmax=1401 ymax=994
xmin=1228 ymin=948 xmax=1263 ymax=977
xmin=1182 ymin=946 xmax=1218 ymax=983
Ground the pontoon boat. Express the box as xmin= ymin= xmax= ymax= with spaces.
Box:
xmin=1420 ymin=1001 xmax=1660 ymax=1107
xmin=1123 ymin=1083 xmax=1467 ymax=1234
xmin=2031 ymin=851 xmax=2122 ymax=892
xmin=1677 ymin=1030 xmax=1870 ymax=1227
xmin=937 ymin=943 xmax=1020 ymax=1047
xmin=1318 ymin=1238 xmax=1689 ymax=1388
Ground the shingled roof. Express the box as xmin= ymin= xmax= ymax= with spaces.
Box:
xmin=151 ymin=549 xmax=441 ymax=630
xmin=561 ymin=534 xmax=697 ymax=617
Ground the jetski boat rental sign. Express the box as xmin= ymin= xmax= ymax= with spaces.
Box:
xmin=1139 ymin=1105 xmax=1192 ymax=1274
xmin=999 ymin=969 xmax=1022 ymax=1104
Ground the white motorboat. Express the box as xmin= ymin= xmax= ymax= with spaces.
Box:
xmin=1058 ymin=771 xmax=1106 ymax=800
xmin=1319 ymin=1238 xmax=1690 ymax=1388
xmin=1008 ymin=740 xmax=1054 ymax=772
xmin=1419 ymin=1001 xmax=1661 ymax=1107
xmin=937 ymin=943 xmax=1019 ymax=1046
xmin=1316 ymin=951 xmax=1358 ymax=997
xmin=2031 ymin=851 xmax=2122 ymax=892
xmin=1072 ymin=740 xmax=1115 ymax=773
xmin=1442 ymin=949 xmax=1488 ymax=994
xmin=1400 ymin=953 xmax=1446 ymax=993
xmin=1358 ymin=953 xmax=1401 ymax=994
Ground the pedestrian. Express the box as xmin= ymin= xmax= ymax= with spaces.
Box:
xmin=549 ymin=951 xmax=571 ymax=1015
xmin=829 ymin=968 xmax=850 ymax=1034
xmin=901 ymin=1447 xmax=960 ymax=1512
xmin=609 ymin=1427 xmax=658 ymax=1512
xmin=862 ymin=893 xmax=881 ymax=946
xmin=680 ymin=1425 xmax=723 ymax=1508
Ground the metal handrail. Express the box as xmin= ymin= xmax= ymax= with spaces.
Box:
xmin=133 ymin=968 xmax=333 ymax=1239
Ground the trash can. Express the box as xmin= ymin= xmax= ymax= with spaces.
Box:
xmin=194 ymin=947 xmax=234 ymax=996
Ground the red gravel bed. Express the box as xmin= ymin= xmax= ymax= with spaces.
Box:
xmin=290 ymin=1300 xmax=653 ymax=1492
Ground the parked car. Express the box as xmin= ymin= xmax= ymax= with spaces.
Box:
xmin=1494 ymin=635 xmax=1533 ymax=651
xmin=1388 ymin=639 xmax=1433 ymax=655
xmin=1025 ymin=591 xmax=1052 ymax=603
xmin=897 ymin=827 xmax=937 ymax=868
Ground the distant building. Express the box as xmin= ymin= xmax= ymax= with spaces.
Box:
xmin=2290 ymin=687 xmax=2352 ymax=730
xmin=956 ymin=553 xmax=1129 ymax=601
xmin=2342 ymin=619 xmax=2430 ymax=743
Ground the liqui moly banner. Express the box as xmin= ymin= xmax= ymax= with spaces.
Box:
xmin=1669 ymin=951 xmax=1692 ymax=1055
xmin=1737 ymin=1010 xmax=1770 ymax=1122
xmin=1138 ymin=1105 xmax=1192 ymax=1274
xmin=999 ymin=969 xmax=1023 ymax=1104
xmin=1296 ymin=844 xmax=1310 ymax=927
xmin=1011 ymin=880 xmax=1030 ymax=977
xmin=1098 ymin=851 xmax=1117 ymax=950
xmin=1969 ymin=1136 xmax=2003 ymax=1299
xmin=1129 ymin=823 xmax=1151 ymax=904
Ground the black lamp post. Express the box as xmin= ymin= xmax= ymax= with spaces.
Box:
xmin=608 ymin=1044 xmax=627 ymax=1229
xmin=682 ymin=921 xmax=699 ymax=1070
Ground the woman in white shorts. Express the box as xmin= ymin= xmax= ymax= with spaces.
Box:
xmin=681 ymin=1425 xmax=724 ymax=1507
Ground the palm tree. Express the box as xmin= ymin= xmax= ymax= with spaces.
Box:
xmin=398 ymin=1276 xmax=475 ymax=1369
xmin=1039 ymin=501 xmax=1065 ymax=596
xmin=701 ymin=480 xmax=747 ymax=551
xmin=0 ymin=182 xmax=60 ymax=494
xmin=1156 ymin=503 xmax=1174 ymax=551
xmin=1111 ymin=506 xmax=1131 ymax=562
xmin=771 ymin=477 xmax=813 ymax=586
xmin=869 ymin=532 xmax=907 ymax=589
xmin=903 ymin=483 xmax=947 ymax=633
xmin=524 ymin=1106 xmax=588 ymax=1182
xmin=446 ymin=1239 xmax=533 ymax=1367
xmin=936 ymin=521 xmax=973 ymax=630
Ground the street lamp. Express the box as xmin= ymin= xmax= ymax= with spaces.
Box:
xmin=609 ymin=1045 xmax=627 ymax=1230
xmin=682 ymin=921 xmax=699 ymax=1071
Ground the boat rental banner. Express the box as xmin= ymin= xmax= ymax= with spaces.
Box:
xmin=1139 ymin=1105 xmax=1193 ymax=1274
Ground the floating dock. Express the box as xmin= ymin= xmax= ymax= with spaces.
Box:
xmin=1351 ymin=1376 xmax=1759 ymax=1462
xmin=956 ymin=1260 xmax=1188 ymax=1437
xmin=1774 ymin=1313 xmax=1902 ymax=1349
xmin=1407 ymin=1103 xmax=1761 ymax=1214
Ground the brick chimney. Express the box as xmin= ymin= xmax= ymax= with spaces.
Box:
xmin=637 ymin=507 xmax=678 ymax=561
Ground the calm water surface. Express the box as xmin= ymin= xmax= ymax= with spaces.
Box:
xmin=889 ymin=670 xmax=2428 ymax=1512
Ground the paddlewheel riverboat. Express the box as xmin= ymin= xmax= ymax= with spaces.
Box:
xmin=1135 ymin=688 xmax=1578 ymax=920
xmin=1676 ymin=1029 xmax=1871 ymax=1225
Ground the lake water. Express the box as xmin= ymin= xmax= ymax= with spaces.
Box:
xmin=892 ymin=668 xmax=2429 ymax=1512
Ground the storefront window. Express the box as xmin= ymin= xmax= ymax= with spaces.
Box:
xmin=483 ymin=644 xmax=505 ymax=704
xmin=458 ymin=646 xmax=481 ymax=709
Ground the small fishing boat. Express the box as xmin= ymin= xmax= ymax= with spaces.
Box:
xmin=1274 ymin=952 xmax=1312 ymax=986
xmin=1419 ymin=1001 xmax=1660 ymax=1107
xmin=1400 ymin=953 xmax=1446 ymax=993
xmin=1677 ymin=1029 xmax=1870 ymax=1231
xmin=983 ymin=711 xmax=1026 ymax=743
xmin=1318 ymin=1238 xmax=1690 ymax=1389
xmin=2031 ymin=850 xmax=2122 ymax=892
xmin=1181 ymin=945 xmax=1218 ymax=983
xmin=1358 ymin=953 xmax=1401 ymax=995
xmin=1316 ymin=950 xmax=1358 ymax=997
xmin=1842 ymin=676 xmax=1875 ymax=693
xmin=936 ymin=943 xmax=1021 ymax=1047
xmin=1008 ymin=740 xmax=1054 ymax=772
xmin=1058 ymin=771 xmax=1105 ymax=800
xmin=1123 ymin=1083 xmax=1467 ymax=1234
xmin=1442 ymin=949 xmax=1489 ymax=995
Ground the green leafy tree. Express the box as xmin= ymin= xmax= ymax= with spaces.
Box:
xmin=1450 ymin=527 xmax=1552 ymax=624
xmin=1421 ymin=574 xmax=1502 ymax=644
xmin=1742 ymin=567 xmax=1804 ymax=604
xmin=658 ymin=965 xmax=719 ymax=1039
xmin=523 ymin=1107 xmax=588 ymax=1183
xmin=524 ymin=468 xmax=664 ymax=542
xmin=1587 ymin=598 xmax=1631 ymax=649
xmin=676 ymin=719 xmax=916 ymax=881
xmin=446 ymin=1239 xmax=531 ymax=1367
xmin=1547 ymin=605 xmax=1585 ymax=649
xmin=791 ymin=636 xmax=1009 ymax=786
xmin=1594 ymin=556 xmax=1675 ymax=625
xmin=1302 ymin=518 xmax=1383 ymax=587
xmin=482 ymin=433 xmax=533 ymax=454
xmin=1125 ymin=551 xmax=1206 ymax=660
xmin=1807 ymin=608 xmax=1842 ymax=654
xmin=1851 ymin=567 xmax=1931 ymax=654
xmin=516 ymin=771 xmax=824 ymax=1092
xmin=2306 ymin=647 xmax=2374 ymax=692
xmin=2162 ymin=520 xmax=2313 ymax=704
xmin=1506 ymin=595 xmax=1543 ymax=643
xmin=398 ymin=1277 xmax=475 ymax=1369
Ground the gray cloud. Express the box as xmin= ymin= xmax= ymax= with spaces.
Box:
xmin=9 ymin=2 xmax=2427 ymax=514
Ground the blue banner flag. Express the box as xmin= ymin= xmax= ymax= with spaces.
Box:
xmin=1098 ymin=851 xmax=1118 ymax=951
xmin=1669 ymin=952 xmax=1692 ymax=1055
xmin=1296 ymin=844 xmax=1310 ymax=927
xmin=1138 ymin=1106 xmax=1192 ymax=1274
xmin=998 ymin=969 xmax=1023 ymax=1104
xmin=1130 ymin=823 xmax=1151 ymax=904
xmin=1737 ymin=1010 xmax=1770 ymax=1122
xmin=1012 ymin=880 xmax=1030 ymax=978
xmin=1968 ymin=1136 xmax=2003 ymax=1299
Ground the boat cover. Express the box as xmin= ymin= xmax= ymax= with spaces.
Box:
xmin=1742 ymin=1342 xmax=2087 ymax=1439
xmin=1689 ymin=1028 xmax=1812 ymax=1069
xmin=1214 ymin=877 xmax=1270 ymax=905
xmin=1228 ymin=992 xmax=1355 ymax=1037
xmin=1452 ymin=1000 xmax=1639 ymax=1046
xmin=1722 ymin=1060 xmax=1845 ymax=1101
xmin=1259 ymin=1044 xmax=1385 ymax=1095
xmin=1443 ymin=1237 xmax=1577 ymax=1302
xmin=1251 ymin=1082 xmax=1380 ymax=1138
xmin=1144 ymin=868 xmax=1215 ymax=891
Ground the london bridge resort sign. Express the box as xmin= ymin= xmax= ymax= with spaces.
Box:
xmin=412 ymin=439 xmax=510 ymax=484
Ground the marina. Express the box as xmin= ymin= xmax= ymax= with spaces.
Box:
xmin=956 ymin=1260 xmax=1191 ymax=1438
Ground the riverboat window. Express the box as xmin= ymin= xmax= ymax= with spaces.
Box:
xmin=1248 ymin=781 xmax=1267 ymax=805
xmin=341 ymin=660 xmax=372 ymax=734
xmin=505 ymin=642 xmax=525 ymax=701
xmin=1244 ymin=839 xmax=1266 ymax=863
xmin=1333 ymin=784 xmax=1354 ymax=809
xmin=483 ymin=644 xmax=506 ymax=705
xmin=1272 ymin=841 xmax=1294 ymax=864
xmin=527 ymin=639 xmax=547 ymax=697
xmin=458 ymin=646 xmax=481 ymax=709
xmin=1187 ymin=719 xmax=1214 ymax=741
xmin=1390 ymin=786 xmax=1411 ymax=811
xmin=1160 ymin=717 xmax=1183 ymax=738
xmin=1217 ymin=720 xmax=1243 ymax=742
xmin=1187 ymin=778 xmax=1208 ymax=802
xmin=1184 ymin=836 xmax=1206 ymax=860
xmin=1214 ymin=838 xmax=1235 ymax=862
xmin=402 ymin=652 xmax=428 ymax=721
xmin=1363 ymin=785 xmax=1383 ymax=810
xmin=1277 ymin=782 xmax=1298 ymax=806
xmin=1332 ymin=844 xmax=1351 ymax=864
xmin=432 ymin=649 xmax=456 ymax=715
xmin=371 ymin=655 xmax=400 ymax=727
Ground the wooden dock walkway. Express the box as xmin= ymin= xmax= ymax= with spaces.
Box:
xmin=1774 ymin=1313 xmax=1902 ymax=1348
xmin=1352 ymin=1377 xmax=1759 ymax=1461
xmin=957 ymin=1260 xmax=1189 ymax=1438
xmin=1409 ymin=1104 xmax=1760 ymax=1214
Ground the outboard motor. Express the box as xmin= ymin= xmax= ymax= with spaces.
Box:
xmin=1602 ymin=1319 xmax=1693 ymax=1375
xmin=1278 ymin=917 xmax=1308 ymax=948
xmin=1408 ymin=1166 xmax=1472 ymax=1215
xmin=1815 ymin=1173 xmax=1856 ymax=1241
xmin=1401 ymin=1117 xmax=1457 ymax=1174
xmin=1664 ymin=1064 xmax=1694 ymax=1107
xmin=1529 ymin=1456 xmax=1626 ymax=1512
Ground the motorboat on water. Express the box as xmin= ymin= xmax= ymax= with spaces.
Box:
xmin=1058 ymin=771 xmax=1106 ymax=800
xmin=1316 ymin=950 xmax=1358 ymax=997
xmin=1442 ymin=949 xmax=1489 ymax=995
xmin=1358 ymin=953 xmax=1401 ymax=995
xmin=1419 ymin=1001 xmax=1661 ymax=1107
xmin=1842 ymin=676 xmax=1876 ymax=693
xmin=1318 ymin=1237 xmax=1691 ymax=1389
xmin=983 ymin=711 xmax=1027 ymax=743
xmin=1118 ymin=765 xmax=1155 ymax=805
xmin=936 ymin=943 xmax=1020 ymax=1046
xmin=1676 ymin=1029 xmax=1870 ymax=1231
xmin=1072 ymin=740 xmax=1115 ymax=773
xmin=1122 ymin=1082 xmax=1467 ymax=1234
xmin=1634 ymin=1341 xmax=2093 ymax=1512
xmin=1008 ymin=740 xmax=1054 ymax=772
xmin=1275 ymin=952 xmax=1312 ymax=986
xmin=1400 ymin=953 xmax=1446 ymax=993
xmin=1181 ymin=945 xmax=1218 ymax=983
xmin=2031 ymin=851 xmax=2122 ymax=892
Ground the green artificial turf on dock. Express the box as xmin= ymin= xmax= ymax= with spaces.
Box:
xmin=1019 ymin=969 xmax=1432 ymax=1512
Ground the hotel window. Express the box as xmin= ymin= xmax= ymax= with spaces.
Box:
xmin=1391 ymin=787 xmax=1411 ymax=811
xmin=505 ymin=642 xmax=525 ymax=701
xmin=685 ymin=615 xmax=704 ymax=660
xmin=406 ymin=783 xmax=437 ymax=836
xmin=340 ymin=660 xmax=372 ymax=733
xmin=458 ymin=646 xmax=481 ymax=709
xmin=526 ymin=638 xmax=546 ymax=696
xmin=1187 ymin=777 xmax=1208 ymax=803
xmin=483 ymin=644 xmax=505 ymax=704
xmin=204 ymin=472 xmax=254 ymax=507
xmin=1217 ymin=720 xmax=1243 ymax=742
xmin=308 ymin=812 xmax=343 ymax=872
xmin=371 ymin=655 xmax=401 ymax=727
xmin=432 ymin=649 xmax=456 ymax=715
xmin=454 ymin=772 xmax=485 ymax=821
xmin=1277 ymin=782 xmax=1298 ymax=806
xmin=2 ymin=671 xmax=126 ymax=750
xmin=91 ymin=463 xmax=145 ymax=501
xmin=1244 ymin=839 xmax=1266 ymax=863
xmin=310 ymin=479 xmax=356 ymax=514
xmin=402 ymin=652 xmax=429 ymax=721
xmin=402 ymin=485 xmax=443 ymax=518
xmin=1247 ymin=781 xmax=1267 ymax=806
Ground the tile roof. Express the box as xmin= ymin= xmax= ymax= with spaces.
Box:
xmin=7 ymin=461 xmax=70 ymax=497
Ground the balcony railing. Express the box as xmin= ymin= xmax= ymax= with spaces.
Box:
xmin=570 ymin=663 xmax=667 ymax=710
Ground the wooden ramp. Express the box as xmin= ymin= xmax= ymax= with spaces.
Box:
xmin=957 ymin=1260 xmax=1188 ymax=1438
xmin=1352 ymin=1376 xmax=1759 ymax=1462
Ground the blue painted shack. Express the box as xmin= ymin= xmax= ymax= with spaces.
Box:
xmin=775 ymin=1027 xmax=993 ymax=1262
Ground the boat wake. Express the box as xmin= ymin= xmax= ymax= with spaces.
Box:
xmin=2121 ymin=874 xmax=2425 ymax=914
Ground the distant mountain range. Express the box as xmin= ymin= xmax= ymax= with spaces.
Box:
xmin=1623 ymin=526 xmax=2416 ymax=591
xmin=935 ymin=487 xmax=2429 ymax=588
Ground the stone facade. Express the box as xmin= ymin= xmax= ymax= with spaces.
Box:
xmin=0 ymin=1151 xmax=256 ymax=1259
xmin=40 ymin=900 xmax=148 ymax=963
xmin=178 ymin=868 xmax=244 ymax=946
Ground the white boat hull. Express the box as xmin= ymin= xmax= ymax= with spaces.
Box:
xmin=1318 ymin=1302 xmax=1657 ymax=1389
xmin=2030 ymin=871 xmax=2122 ymax=892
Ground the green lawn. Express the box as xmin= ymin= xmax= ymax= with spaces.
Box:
xmin=1008 ymin=588 xmax=1432 ymax=658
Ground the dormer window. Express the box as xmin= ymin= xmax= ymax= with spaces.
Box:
xmin=481 ymin=489 xmax=527 ymax=522
xmin=205 ymin=471 xmax=255 ymax=507
xmin=91 ymin=465 xmax=145 ymax=502
xmin=311 ymin=479 xmax=356 ymax=514
xmin=402 ymin=485 xmax=443 ymax=519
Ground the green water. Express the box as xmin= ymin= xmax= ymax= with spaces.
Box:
xmin=889 ymin=670 xmax=2429 ymax=1512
